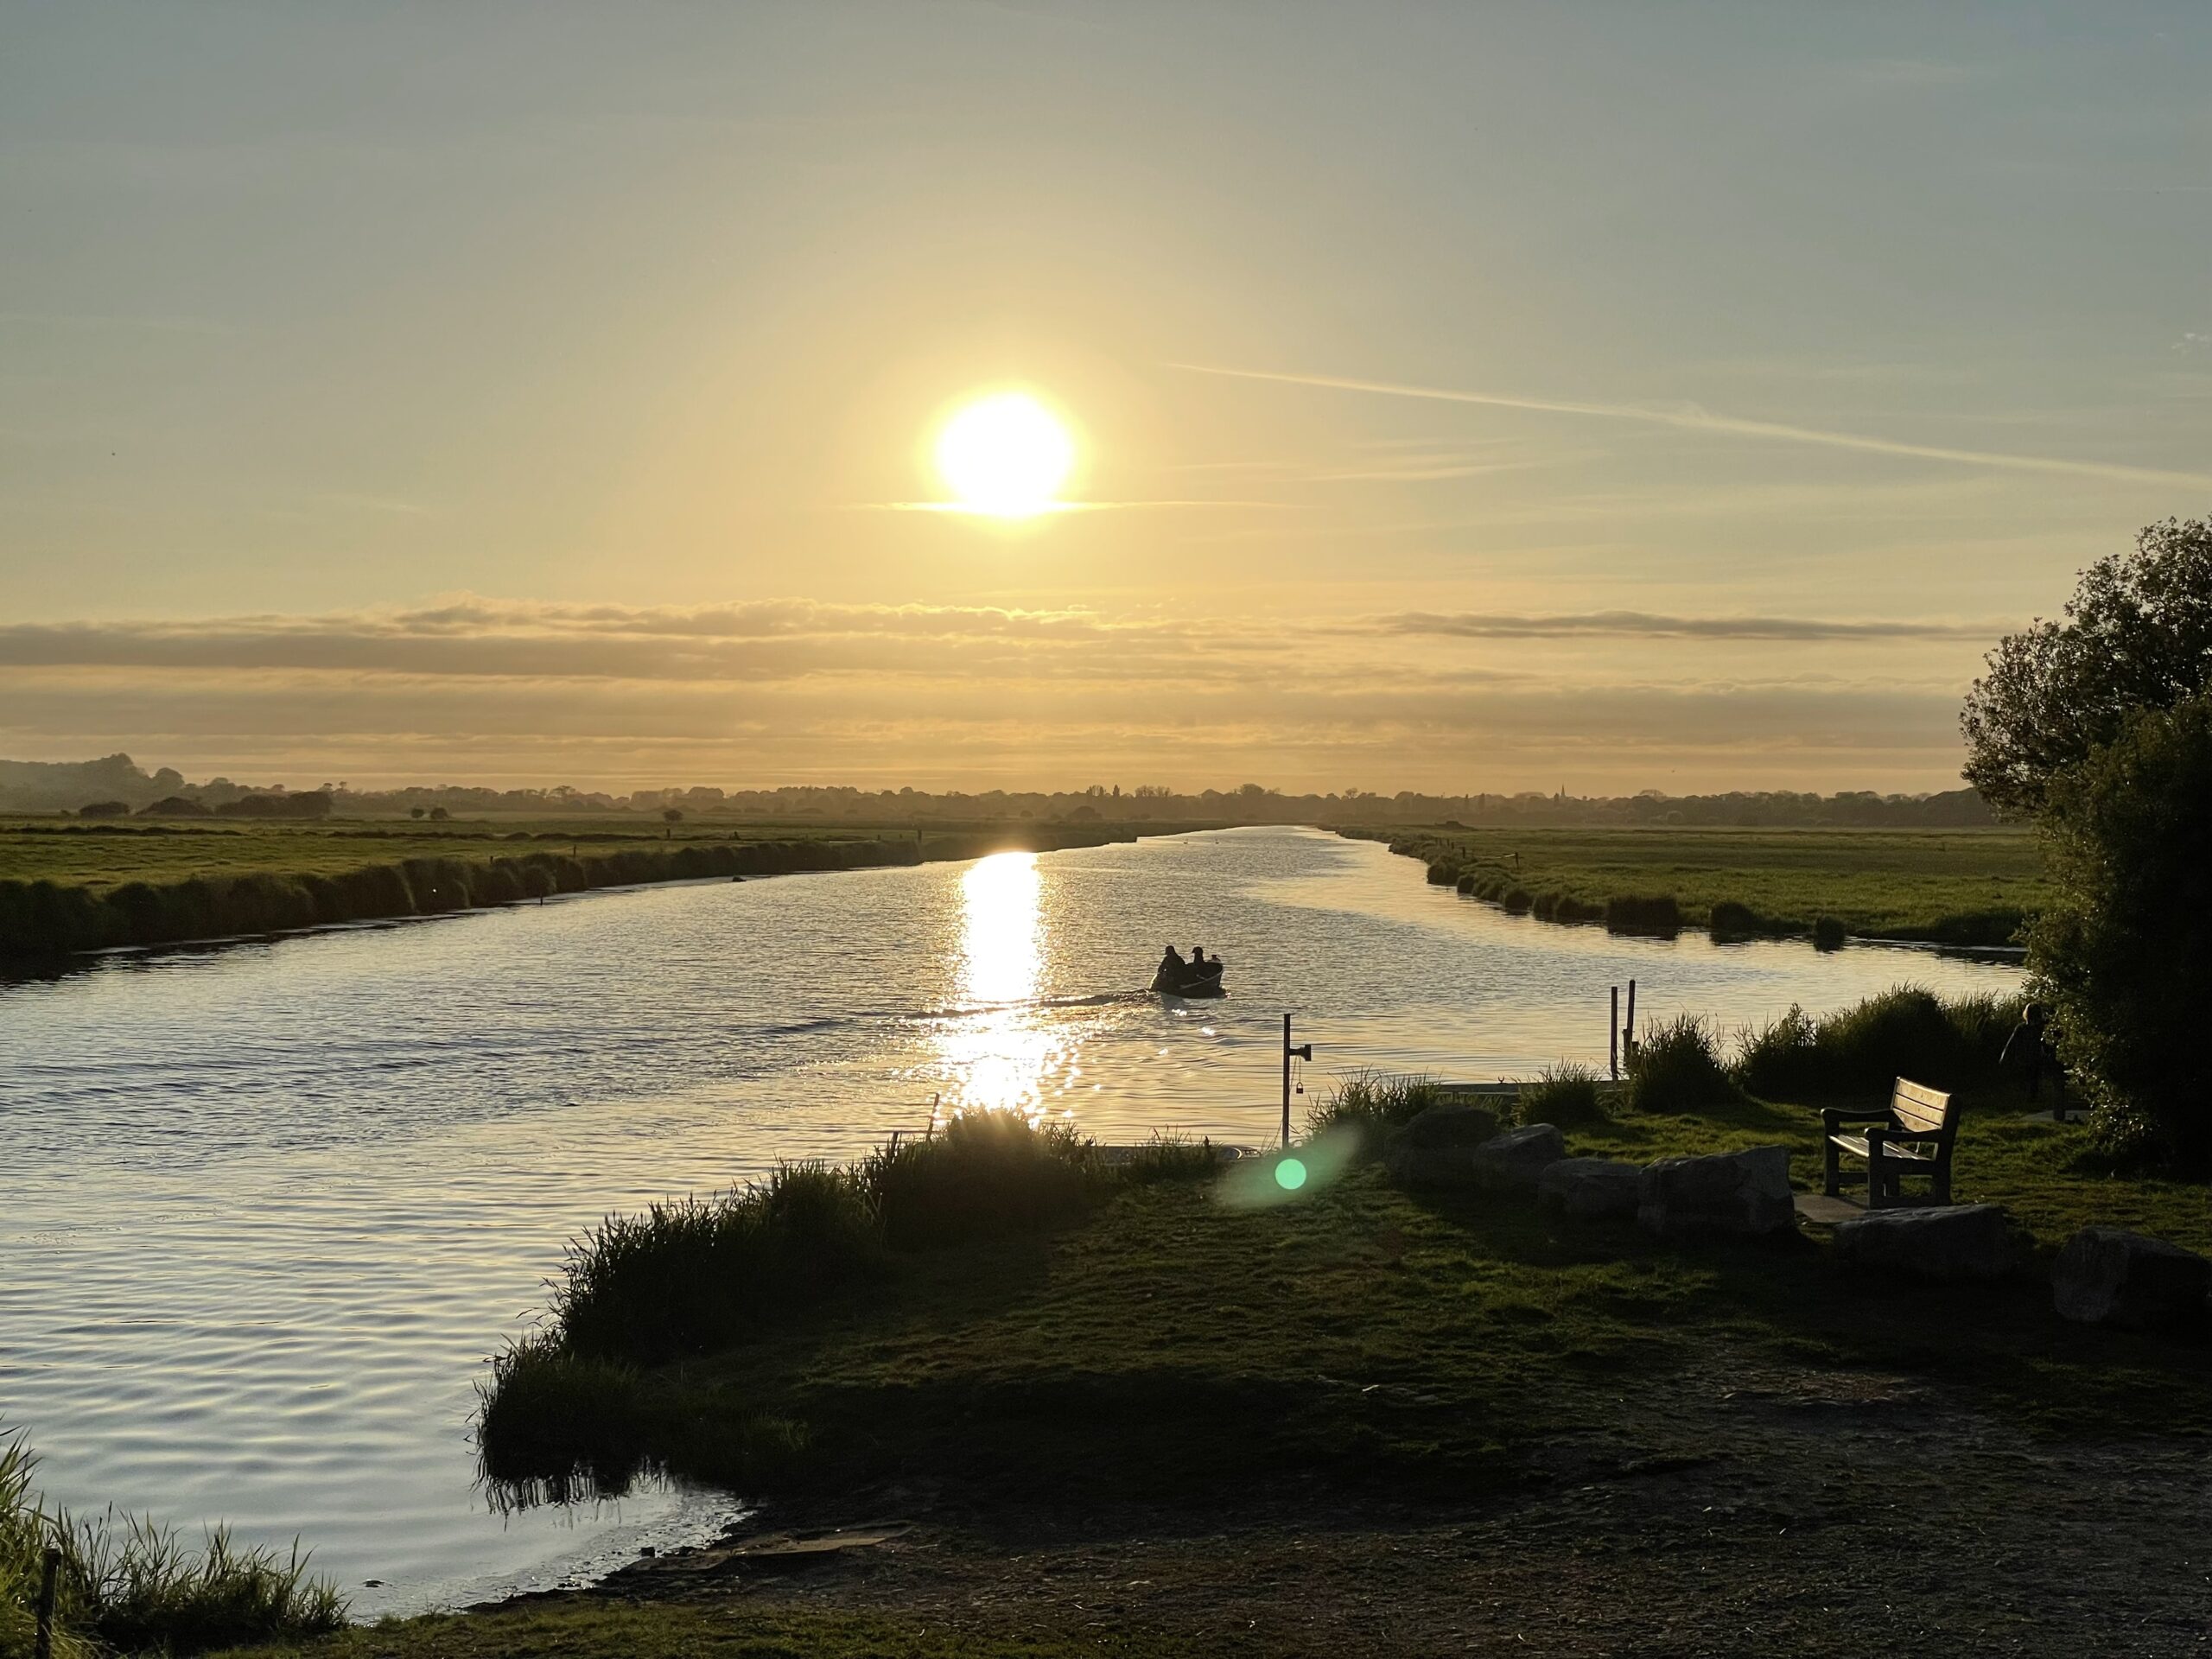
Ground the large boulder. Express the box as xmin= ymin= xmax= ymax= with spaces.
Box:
xmin=1470 ymin=1123 xmax=1567 ymax=1192
xmin=1638 ymin=1146 xmax=1796 ymax=1239
xmin=1382 ymin=1102 xmax=1502 ymax=1188
xmin=1834 ymin=1203 xmax=2015 ymax=1281
xmin=1536 ymin=1157 xmax=1643 ymax=1220
xmin=2052 ymin=1227 xmax=2211 ymax=1329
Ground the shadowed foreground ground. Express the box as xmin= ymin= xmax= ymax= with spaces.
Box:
xmin=227 ymin=1097 xmax=2209 ymax=1658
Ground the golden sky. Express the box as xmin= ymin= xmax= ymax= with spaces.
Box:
xmin=3 ymin=3 xmax=2208 ymax=792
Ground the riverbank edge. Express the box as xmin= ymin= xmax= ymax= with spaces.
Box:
xmin=0 ymin=823 xmax=1210 ymax=960
xmin=1344 ymin=825 xmax=2031 ymax=948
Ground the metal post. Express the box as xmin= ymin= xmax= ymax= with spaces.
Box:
xmin=1281 ymin=1014 xmax=1313 ymax=1147
xmin=34 ymin=1546 xmax=58 ymax=1659
xmin=1624 ymin=979 xmax=1637 ymax=1063
xmin=1610 ymin=986 xmax=1619 ymax=1080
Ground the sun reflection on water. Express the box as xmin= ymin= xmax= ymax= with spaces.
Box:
xmin=931 ymin=851 xmax=1071 ymax=1122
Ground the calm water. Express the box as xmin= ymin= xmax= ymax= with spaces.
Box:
xmin=0 ymin=827 xmax=2020 ymax=1613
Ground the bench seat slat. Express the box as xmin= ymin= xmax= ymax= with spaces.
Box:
xmin=1827 ymin=1134 xmax=1936 ymax=1162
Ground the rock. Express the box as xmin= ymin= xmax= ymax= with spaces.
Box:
xmin=1536 ymin=1157 xmax=1643 ymax=1220
xmin=1637 ymin=1146 xmax=1796 ymax=1239
xmin=2052 ymin=1227 xmax=2211 ymax=1329
xmin=1382 ymin=1103 xmax=1502 ymax=1188
xmin=1469 ymin=1123 xmax=1566 ymax=1192
xmin=1833 ymin=1203 xmax=2015 ymax=1281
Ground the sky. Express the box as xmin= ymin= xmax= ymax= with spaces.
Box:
xmin=2 ymin=1 xmax=2208 ymax=794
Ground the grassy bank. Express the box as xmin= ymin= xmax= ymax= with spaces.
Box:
xmin=1355 ymin=823 xmax=2050 ymax=946
xmin=214 ymin=988 xmax=2210 ymax=1657
xmin=0 ymin=819 xmax=1176 ymax=959
xmin=476 ymin=1030 xmax=2208 ymax=1521
xmin=2 ymin=1438 xmax=344 ymax=1658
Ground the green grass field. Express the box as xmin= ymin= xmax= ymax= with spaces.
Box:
xmin=0 ymin=817 xmax=1167 ymax=957
xmin=0 ymin=817 xmax=988 ymax=893
xmin=1363 ymin=824 xmax=2050 ymax=944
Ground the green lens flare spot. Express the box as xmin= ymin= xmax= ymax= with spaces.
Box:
xmin=1274 ymin=1157 xmax=1308 ymax=1192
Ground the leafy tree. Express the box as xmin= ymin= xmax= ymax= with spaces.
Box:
xmin=2028 ymin=694 xmax=2212 ymax=1166
xmin=661 ymin=807 xmax=683 ymax=823
xmin=1962 ymin=517 xmax=2212 ymax=814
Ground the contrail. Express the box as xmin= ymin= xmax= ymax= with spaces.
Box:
xmin=1169 ymin=362 xmax=2212 ymax=491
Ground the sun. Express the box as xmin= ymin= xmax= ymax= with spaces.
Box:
xmin=932 ymin=391 xmax=1076 ymax=518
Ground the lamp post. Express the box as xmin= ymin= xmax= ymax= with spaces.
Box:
xmin=1281 ymin=1013 xmax=1313 ymax=1147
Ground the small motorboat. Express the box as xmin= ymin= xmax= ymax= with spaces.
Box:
xmin=1151 ymin=955 xmax=1226 ymax=998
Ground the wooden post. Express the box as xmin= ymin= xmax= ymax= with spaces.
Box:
xmin=34 ymin=1546 xmax=58 ymax=1659
xmin=1624 ymin=978 xmax=1637 ymax=1063
xmin=1610 ymin=986 xmax=1619 ymax=1080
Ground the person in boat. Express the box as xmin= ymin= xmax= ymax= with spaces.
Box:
xmin=1189 ymin=946 xmax=1220 ymax=979
xmin=1159 ymin=943 xmax=1186 ymax=980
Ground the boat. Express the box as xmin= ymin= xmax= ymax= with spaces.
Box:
xmin=1150 ymin=955 xmax=1226 ymax=998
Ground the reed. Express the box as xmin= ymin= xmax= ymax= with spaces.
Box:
xmin=863 ymin=1113 xmax=1098 ymax=1249
xmin=1731 ymin=985 xmax=2024 ymax=1100
xmin=0 ymin=1435 xmax=344 ymax=1659
xmin=555 ymin=1163 xmax=881 ymax=1363
xmin=1626 ymin=1014 xmax=1739 ymax=1113
xmin=1304 ymin=1070 xmax=1445 ymax=1140
xmin=1517 ymin=1060 xmax=1606 ymax=1127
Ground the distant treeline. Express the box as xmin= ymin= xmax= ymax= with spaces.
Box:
xmin=0 ymin=753 xmax=1999 ymax=829
xmin=0 ymin=825 xmax=1141 ymax=958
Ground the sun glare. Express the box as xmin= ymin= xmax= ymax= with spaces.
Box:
xmin=933 ymin=391 xmax=1076 ymax=518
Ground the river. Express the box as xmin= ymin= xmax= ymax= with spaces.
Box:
xmin=0 ymin=826 xmax=2021 ymax=1613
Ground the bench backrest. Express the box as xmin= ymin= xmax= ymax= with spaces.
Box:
xmin=1889 ymin=1077 xmax=1954 ymax=1140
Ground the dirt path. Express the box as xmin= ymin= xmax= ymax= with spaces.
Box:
xmin=585 ymin=1364 xmax=2212 ymax=1656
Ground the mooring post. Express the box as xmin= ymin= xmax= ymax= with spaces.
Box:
xmin=34 ymin=1545 xmax=58 ymax=1659
xmin=1281 ymin=1014 xmax=1313 ymax=1147
xmin=1624 ymin=978 xmax=1637 ymax=1063
xmin=1610 ymin=985 xmax=1620 ymax=1080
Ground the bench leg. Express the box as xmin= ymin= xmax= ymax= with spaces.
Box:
xmin=1933 ymin=1159 xmax=1952 ymax=1206
xmin=1867 ymin=1154 xmax=1889 ymax=1209
xmin=1824 ymin=1138 xmax=1840 ymax=1198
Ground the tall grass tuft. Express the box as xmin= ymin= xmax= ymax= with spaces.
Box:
xmin=1304 ymin=1071 xmax=1444 ymax=1141
xmin=1626 ymin=1014 xmax=1738 ymax=1113
xmin=1517 ymin=1061 xmax=1606 ymax=1127
xmin=1731 ymin=985 xmax=2024 ymax=1100
xmin=863 ymin=1113 xmax=1096 ymax=1249
xmin=1116 ymin=1134 xmax=1224 ymax=1185
xmin=555 ymin=1163 xmax=880 ymax=1363
xmin=1 ymin=1435 xmax=345 ymax=1659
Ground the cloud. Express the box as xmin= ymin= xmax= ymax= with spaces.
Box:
xmin=1170 ymin=363 xmax=2212 ymax=490
xmin=0 ymin=597 xmax=1987 ymax=791
xmin=1363 ymin=610 xmax=2001 ymax=643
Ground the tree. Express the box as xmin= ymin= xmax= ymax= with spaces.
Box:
xmin=2028 ymin=695 xmax=2212 ymax=1166
xmin=410 ymin=806 xmax=426 ymax=820
xmin=428 ymin=805 xmax=449 ymax=822
xmin=1962 ymin=517 xmax=2212 ymax=814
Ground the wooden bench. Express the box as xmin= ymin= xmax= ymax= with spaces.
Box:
xmin=1822 ymin=1077 xmax=1955 ymax=1209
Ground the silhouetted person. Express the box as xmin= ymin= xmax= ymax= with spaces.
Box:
xmin=1160 ymin=944 xmax=1185 ymax=977
xmin=1191 ymin=946 xmax=1208 ymax=970
xmin=2002 ymin=1002 xmax=2063 ymax=1113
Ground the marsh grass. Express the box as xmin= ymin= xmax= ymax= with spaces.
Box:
xmin=1626 ymin=1015 xmax=1739 ymax=1113
xmin=865 ymin=1113 xmax=1098 ymax=1249
xmin=1732 ymin=986 xmax=2023 ymax=1100
xmin=1 ymin=1436 xmax=344 ymax=1659
xmin=1303 ymin=1071 xmax=1445 ymax=1141
xmin=553 ymin=1163 xmax=880 ymax=1364
xmin=1517 ymin=1061 xmax=1607 ymax=1127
